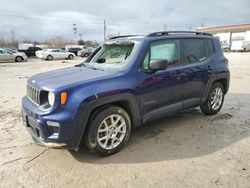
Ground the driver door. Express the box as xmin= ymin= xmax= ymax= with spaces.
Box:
xmin=59 ymin=49 xmax=67 ymax=58
xmin=138 ymin=39 xmax=186 ymax=122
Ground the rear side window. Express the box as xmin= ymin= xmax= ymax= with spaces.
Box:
xmin=206 ymin=39 xmax=214 ymax=56
xmin=182 ymin=39 xmax=206 ymax=64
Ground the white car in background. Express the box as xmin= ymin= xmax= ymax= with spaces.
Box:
xmin=36 ymin=49 xmax=75 ymax=60
xmin=0 ymin=48 xmax=28 ymax=62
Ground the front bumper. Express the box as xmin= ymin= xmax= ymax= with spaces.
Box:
xmin=22 ymin=96 xmax=78 ymax=149
xmin=22 ymin=111 xmax=67 ymax=148
xmin=23 ymin=56 xmax=28 ymax=61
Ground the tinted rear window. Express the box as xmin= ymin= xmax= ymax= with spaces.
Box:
xmin=182 ymin=39 xmax=206 ymax=64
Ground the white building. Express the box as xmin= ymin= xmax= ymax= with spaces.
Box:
xmin=197 ymin=24 xmax=250 ymax=51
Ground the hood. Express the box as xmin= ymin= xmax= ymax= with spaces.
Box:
xmin=27 ymin=66 xmax=118 ymax=91
xmin=14 ymin=52 xmax=26 ymax=56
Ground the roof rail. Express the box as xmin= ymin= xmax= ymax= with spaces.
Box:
xmin=109 ymin=35 xmax=141 ymax=40
xmin=147 ymin=31 xmax=213 ymax=37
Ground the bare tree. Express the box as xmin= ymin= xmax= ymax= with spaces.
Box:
xmin=0 ymin=35 xmax=6 ymax=47
xmin=10 ymin=28 xmax=18 ymax=49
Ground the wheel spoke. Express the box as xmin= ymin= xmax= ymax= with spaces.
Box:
xmin=110 ymin=115 xmax=115 ymax=125
xmin=114 ymin=116 xmax=121 ymax=125
xmin=98 ymin=135 xmax=108 ymax=142
xmin=111 ymin=137 xmax=116 ymax=149
xmin=116 ymin=122 xmax=126 ymax=132
xmin=103 ymin=138 xmax=109 ymax=148
xmin=212 ymin=101 xmax=217 ymax=109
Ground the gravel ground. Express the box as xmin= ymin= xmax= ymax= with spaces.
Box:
xmin=0 ymin=53 xmax=250 ymax=188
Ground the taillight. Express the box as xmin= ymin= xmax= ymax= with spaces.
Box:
xmin=224 ymin=58 xmax=228 ymax=64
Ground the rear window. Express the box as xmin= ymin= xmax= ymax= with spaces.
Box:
xmin=182 ymin=39 xmax=206 ymax=64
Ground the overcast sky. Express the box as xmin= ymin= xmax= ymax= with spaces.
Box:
xmin=0 ymin=0 xmax=250 ymax=42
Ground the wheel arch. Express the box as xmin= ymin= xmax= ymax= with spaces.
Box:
xmin=202 ymin=73 xmax=230 ymax=102
xmin=71 ymin=93 xmax=141 ymax=150
xmin=15 ymin=56 xmax=23 ymax=62
xmin=47 ymin=54 xmax=53 ymax=59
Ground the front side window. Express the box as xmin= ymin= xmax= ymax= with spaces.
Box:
xmin=182 ymin=39 xmax=206 ymax=64
xmin=143 ymin=40 xmax=181 ymax=70
xmin=58 ymin=49 xmax=65 ymax=53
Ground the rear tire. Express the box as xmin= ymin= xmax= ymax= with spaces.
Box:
xmin=47 ymin=55 xmax=53 ymax=61
xmin=15 ymin=56 xmax=23 ymax=62
xmin=84 ymin=105 xmax=131 ymax=156
xmin=200 ymin=82 xmax=225 ymax=115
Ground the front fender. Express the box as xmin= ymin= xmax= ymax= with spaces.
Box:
xmin=70 ymin=93 xmax=141 ymax=150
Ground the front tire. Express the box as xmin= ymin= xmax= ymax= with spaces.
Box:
xmin=15 ymin=56 xmax=23 ymax=62
xmin=200 ymin=82 xmax=225 ymax=115
xmin=84 ymin=105 xmax=131 ymax=156
xmin=84 ymin=53 xmax=89 ymax=57
xmin=68 ymin=54 xmax=74 ymax=60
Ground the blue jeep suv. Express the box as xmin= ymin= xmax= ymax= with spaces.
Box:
xmin=22 ymin=31 xmax=230 ymax=156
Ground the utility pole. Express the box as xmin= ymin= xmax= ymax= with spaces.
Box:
xmin=164 ymin=24 xmax=167 ymax=31
xmin=73 ymin=23 xmax=77 ymax=40
xmin=104 ymin=20 xmax=107 ymax=42
xmin=79 ymin=33 xmax=83 ymax=40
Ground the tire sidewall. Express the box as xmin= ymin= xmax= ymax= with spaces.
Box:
xmin=86 ymin=106 xmax=131 ymax=156
xmin=69 ymin=54 xmax=73 ymax=59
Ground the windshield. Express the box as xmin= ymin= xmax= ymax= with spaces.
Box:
xmin=84 ymin=41 xmax=139 ymax=71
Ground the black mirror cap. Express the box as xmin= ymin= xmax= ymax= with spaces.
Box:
xmin=97 ymin=58 xmax=106 ymax=63
xmin=149 ymin=59 xmax=168 ymax=71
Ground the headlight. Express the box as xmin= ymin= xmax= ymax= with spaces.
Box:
xmin=48 ymin=92 xmax=55 ymax=106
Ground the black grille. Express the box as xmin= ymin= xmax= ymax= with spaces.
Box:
xmin=27 ymin=85 xmax=41 ymax=106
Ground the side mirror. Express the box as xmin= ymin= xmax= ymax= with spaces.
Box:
xmin=97 ymin=58 xmax=106 ymax=63
xmin=149 ymin=59 xmax=168 ymax=71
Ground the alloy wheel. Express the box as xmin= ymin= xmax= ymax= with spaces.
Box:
xmin=97 ymin=114 xmax=127 ymax=150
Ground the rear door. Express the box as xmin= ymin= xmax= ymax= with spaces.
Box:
xmin=180 ymin=38 xmax=216 ymax=107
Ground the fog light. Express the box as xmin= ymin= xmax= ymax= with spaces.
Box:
xmin=47 ymin=121 xmax=59 ymax=127
xmin=47 ymin=121 xmax=60 ymax=139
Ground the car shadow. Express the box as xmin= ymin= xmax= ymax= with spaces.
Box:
xmin=70 ymin=93 xmax=250 ymax=164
